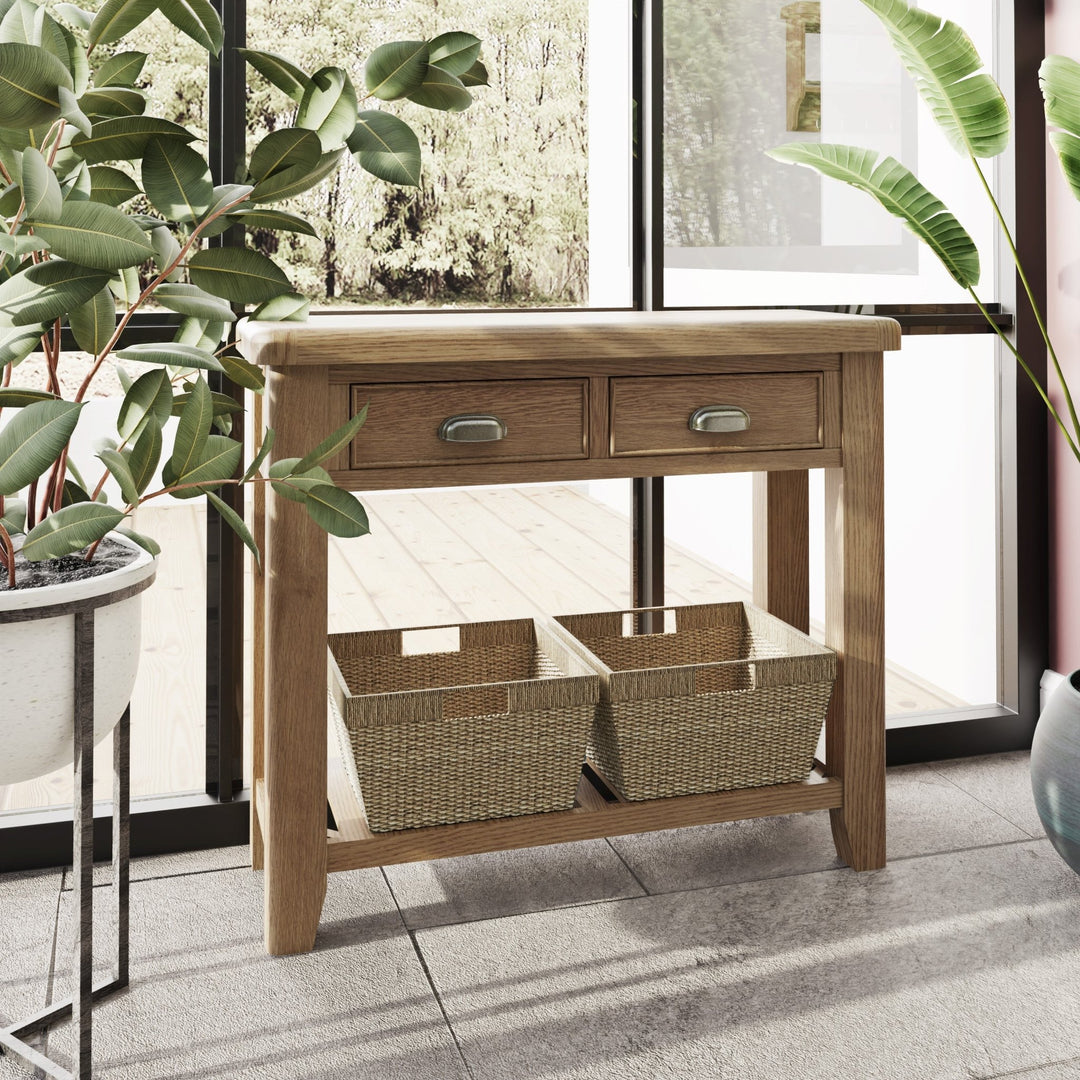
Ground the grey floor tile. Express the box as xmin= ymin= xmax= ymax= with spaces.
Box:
xmin=929 ymin=751 xmax=1045 ymax=839
xmin=417 ymin=839 xmax=1080 ymax=1080
xmin=0 ymin=868 xmax=62 ymax=1080
xmin=609 ymin=763 xmax=1031 ymax=893
xmin=384 ymin=839 xmax=647 ymax=929
xmin=62 ymin=844 xmax=251 ymax=892
xmin=42 ymin=866 xmax=468 ymax=1080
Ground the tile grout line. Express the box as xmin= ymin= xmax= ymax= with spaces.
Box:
xmin=60 ymin=861 xmax=251 ymax=893
xmin=603 ymin=837 xmax=652 ymax=896
xmin=981 ymin=1052 xmax=1080 ymax=1078
xmin=380 ymin=867 xmax=477 ymax=1080
xmin=924 ymin=761 xmax=1044 ymax=840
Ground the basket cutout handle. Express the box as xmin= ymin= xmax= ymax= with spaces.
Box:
xmin=402 ymin=625 xmax=461 ymax=655
xmin=441 ymin=684 xmax=510 ymax=719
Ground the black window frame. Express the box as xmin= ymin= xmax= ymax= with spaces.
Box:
xmin=0 ymin=0 xmax=1047 ymax=870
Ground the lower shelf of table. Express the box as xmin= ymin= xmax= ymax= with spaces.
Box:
xmin=311 ymin=754 xmax=843 ymax=874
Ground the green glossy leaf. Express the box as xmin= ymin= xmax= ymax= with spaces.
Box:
xmin=170 ymin=388 xmax=241 ymax=417
xmin=0 ymin=496 xmax=26 ymax=534
xmin=108 ymin=264 xmax=139 ymax=306
xmin=0 ymin=259 xmax=110 ymax=326
xmin=199 ymin=182 xmax=252 ymax=224
xmin=97 ymin=446 xmax=138 ymax=504
xmin=87 ymin=0 xmax=158 ymax=51
xmin=248 ymin=146 xmax=344 ymax=204
xmin=150 ymin=224 xmax=182 ymax=280
xmin=168 ymin=374 xmax=212 ymax=481
xmin=0 ymin=387 xmax=55 ymax=405
xmin=116 ymin=523 xmax=159 ymax=555
xmin=141 ymin=137 xmax=212 ymax=222
xmin=296 ymin=67 xmax=357 ymax=150
xmin=241 ymin=426 xmax=273 ymax=482
xmin=87 ymin=163 xmax=140 ymax=206
xmin=237 ymin=48 xmax=311 ymax=103
xmin=293 ymin=405 xmax=367 ymax=473
xmin=364 ymin=40 xmax=428 ymax=101
xmin=154 ymin=282 xmax=236 ymax=322
xmin=188 ymin=246 xmax=291 ymax=304
xmin=0 ymin=398 xmax=82 ymax=495
xmin=268 ymin=457 xmax=332 ymax=502
xmin=0 ymin=233 xmax=49 ymax=257
xmin=126 ymin=413 xmax=161 ymax=494
xmin=170 ymin=433 xmax=241 ymax=498
xmin=427 ymin=32 xmax=481 ymax=77
xmin=1042 ymin=55 xmax=1080 ymax=202
xmin=250 ymin=291 xmax=309 ymax=321
xmin=19 ymin=145 xmax=62 ymax=222
xmin=348 ymin=110 xmax=421 ymax=186
xmin=79 ymin=86 xmax=145 ymax=117
xmin=56 ymin=23 xmax=90 ymax=96
xmin=766 ymin=143 xmax=980 ymax=288
xmin=115 ymin=340 xmax=226 ymax=371
xmin=304 ymin=484 xmax=369 ymax=538
xmin=205 ymin=488 xmax=259 ymax=569
xmin=55 ymin=4 xmax=93 ymax=31
xmin=214 ymin=351 xmax=263 ymax=391
xmin=21 ymin=501 xmax=124 ymax=560
xmin=72 ymin=116 xmax=196 ymax=165
xmin=0 ymin=321 xmax=45 ymax=365
xmin=60 ymin=478 xmax=89 ymax=504
xmin=95 ymin=50 xmax=145 ymax=87
xmin=60 ymin=158 xmax=92 ymax=200
xmin=158 ymin=0 xmax=223 ymax=56
xmin=0 ymin=42 xmax=71 ymax=128
xmin=458 ymin=59 xmax=489 ymax=88
xmin=116 ymin=366 xmax=171 ymax=439
xmin=68 ymin=285 xmax=116 ymax=354
xmin=173 ymin=316 xmax=224 ymax=351
xmin=408 ymin=67 xmax=471 ymax=112
xmin=226 ymin=207 xmax=317 ymax=237
xmin=26 ymin=201 xmax=154 ymax=269
xmin=857 ymin=0 xmax=1009 ymax=159
xmin=58 ymin=84 xmax=91 ymax=136
xmin=248 ymin=126 xmax=321 ymax=182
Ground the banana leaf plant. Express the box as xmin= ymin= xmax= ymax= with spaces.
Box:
xmin=0 ymin=0 xmax=486 ymax=587
xmin=767 ymin=0 xmax=1080 ymax=463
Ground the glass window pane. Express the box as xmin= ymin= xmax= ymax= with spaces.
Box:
xmin=248 ymin=0 xmax=631 ymax=308
xmin=663 ymin=0 xmax=1000 ymax=306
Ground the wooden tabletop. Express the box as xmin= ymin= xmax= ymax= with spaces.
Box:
xmin=237 ymin=309 xmax=902 ymax=368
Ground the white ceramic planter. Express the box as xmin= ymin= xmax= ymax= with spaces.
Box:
xmin=0 ymin=534 xmax=157 ymax=786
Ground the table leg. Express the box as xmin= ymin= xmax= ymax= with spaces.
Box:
xmin=752 ymin=470 xmax=810 ymax=633
xmin=824 ymin=351 xmax=886 ymax=870
xmin=263 ymin=365 xmax=330 ymax=955
xmin=251 ymin=390 xmax=265 ymax=872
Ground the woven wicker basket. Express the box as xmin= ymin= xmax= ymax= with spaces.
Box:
xmin=553 ymin=603 xmax=836 ymax=801
xmin=327 ymin=618 xmax=598 ymax=832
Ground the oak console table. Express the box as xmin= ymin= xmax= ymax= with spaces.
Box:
xmin=238 ymin=309 xmax=899 ymax=957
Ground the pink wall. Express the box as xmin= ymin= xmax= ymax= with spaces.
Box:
xmin=1046 ymin=4 xmax=1080 ymax=672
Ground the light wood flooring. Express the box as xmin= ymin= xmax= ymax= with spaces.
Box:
xmin=0 ymin=484 xmax=964 ymax=812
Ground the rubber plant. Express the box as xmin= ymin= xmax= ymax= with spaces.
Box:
xmin=767 ymin=0 xmax=1080 ymax=464
xmin=0 ymin=0 xmax=486 ymax=587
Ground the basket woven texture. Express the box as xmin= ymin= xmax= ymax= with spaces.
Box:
xmin=328 ymin=619 xmax=597 ymax=832
xmin=554 ymin=603 xmax=836 ymax=801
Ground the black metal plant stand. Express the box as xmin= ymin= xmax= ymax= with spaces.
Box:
xmin=0 ymin=575 xmax=152 ymax=1079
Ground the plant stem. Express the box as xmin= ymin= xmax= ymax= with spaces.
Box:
xmin=26 ymin=478 xmax=37 ymax=530
xmin=74 ymin=190 xmax=254 ymax=404
xmin=968 ymin=287 xmax=1080 ymax=465
xmin=0 ymin=523 xmax=14 ymax=589
xmin=972 ymin=157 xmax=1080 ymax=446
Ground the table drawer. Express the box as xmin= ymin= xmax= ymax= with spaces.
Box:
xmin=610 ymin=373 xmax=823 ymax=457
xmin=349 ymin=379 xmax=589 ymax=469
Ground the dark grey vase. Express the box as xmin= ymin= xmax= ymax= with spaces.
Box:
xmin=1031 ymin=670 xmax=1080 ymax=875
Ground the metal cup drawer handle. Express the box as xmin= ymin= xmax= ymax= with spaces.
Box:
xmin=688 ymin=405 xmax=751 ymax=433
xmin=437 ymin=414 xmax=508 ymax=442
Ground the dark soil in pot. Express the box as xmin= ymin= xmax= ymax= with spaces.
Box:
xmin=0 ymin=537 xmax=140 ymax=592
